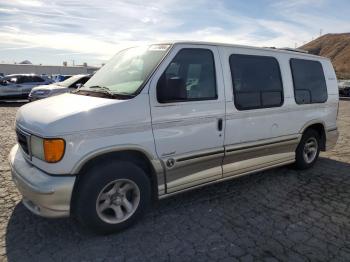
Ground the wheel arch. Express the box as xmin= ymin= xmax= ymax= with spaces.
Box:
xmin=71 ymin=146 xmax=165 ymax=203
xmin=300 ymin=120 xmax=326 ymax=151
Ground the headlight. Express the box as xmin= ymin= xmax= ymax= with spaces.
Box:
xmin=31 ymin=136 xmax=65 ymax=163
xmin=31 ymin=136 xmax=45 ymax=160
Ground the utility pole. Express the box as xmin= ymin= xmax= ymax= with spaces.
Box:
xmin=320 ymin=29 xmax=323 ymax=36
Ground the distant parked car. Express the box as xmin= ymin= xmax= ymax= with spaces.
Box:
xmin=338 ymin=80 xmax=350 ymax=96
xmin=29 ymin=74 xmax=91 ymax=101
xmin=0 ymin=74 xmax=52 ymax=99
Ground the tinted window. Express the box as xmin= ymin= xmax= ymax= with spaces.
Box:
xmin=19 ymin=76 xmax=36 ymax=83
xmin=290 ymin=59 xmax=327 ymax=104
xmin=17 ymin=76 xmax=29 ymax=84
xmin=71 ymin=77 xmax=90 ymax=88
xmin=157 ymin=48 xmax=217 ymax=103
xmin=32 ymin=76 xmax=45 ymax=82
xmin=229 ymin=54 xmax=283 ymax=110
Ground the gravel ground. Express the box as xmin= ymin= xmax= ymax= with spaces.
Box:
xmin=1 ymin=100 xmax=350 ymax=262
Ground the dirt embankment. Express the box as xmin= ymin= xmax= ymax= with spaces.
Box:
xmin=301 ymin=33 xmax=350 ymax=79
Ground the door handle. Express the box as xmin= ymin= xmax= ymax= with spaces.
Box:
xmin=217 ymin=118 xmax=223 ymax=131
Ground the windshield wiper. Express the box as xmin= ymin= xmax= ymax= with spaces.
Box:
xmin=77 ymin=85 xmax=116 ymax=96
xmin=75 ymin=85 xmax=135 ymax=99
xmin=87 ymin=85 xmax=113 ymax=93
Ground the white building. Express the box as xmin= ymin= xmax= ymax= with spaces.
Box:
xmin=0 ymin=63 xmax=99 ymax=76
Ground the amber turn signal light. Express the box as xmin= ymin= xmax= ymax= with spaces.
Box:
xmin=43 ymin=139 xmax=65 ymax=163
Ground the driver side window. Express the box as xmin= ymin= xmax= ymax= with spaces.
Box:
xmin=157 ymin=48 xmax=217 ymax=103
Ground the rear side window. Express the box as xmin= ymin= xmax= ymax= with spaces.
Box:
xmin=32 ymin=76 xmax=45 ymax=82
xmin=229 ymin=54 xmax=283 ymax=110
xmin=17 ymin=76 xmax=29 ymax=83
xmin=290 ymin=59 xmax=328 ymax=104
xmin=157 ymin=48 xmax=217 ymax=103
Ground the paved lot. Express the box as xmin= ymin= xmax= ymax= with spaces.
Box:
xmin=1 ymin=100 xmax=350 ymax=262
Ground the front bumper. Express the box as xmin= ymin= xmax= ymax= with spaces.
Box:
xmin=9 ymin=145 xmax=76 ymax=218
xmin=326 ymin=128 xmax=339 ymax=151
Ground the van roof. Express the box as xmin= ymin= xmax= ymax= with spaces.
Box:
xmin=158 ymin=40 xmax=329 ymax=60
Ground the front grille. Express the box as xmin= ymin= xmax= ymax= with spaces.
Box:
xmin=16 ymin=128 xmax=30 ymax=155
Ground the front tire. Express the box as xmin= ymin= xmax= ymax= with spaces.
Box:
xmin=295 ymin=129 xmax=320 ymax=170
xmin=73 ymin=160 xmax=151 ymax=234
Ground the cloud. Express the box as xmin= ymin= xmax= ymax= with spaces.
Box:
xmin=0 ymin=0 xmax=349 ymax=65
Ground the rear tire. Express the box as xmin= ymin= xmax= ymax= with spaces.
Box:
xmin=73 ymin=160 xmax=151 ymax=234
xmin=295 ymin=129 xmax=320 ymax=170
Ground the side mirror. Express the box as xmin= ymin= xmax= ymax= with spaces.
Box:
xmin=157 ymin=77 xmax=187 ymax=103
xmin=75 ymin=83 xmax=83 ymax=89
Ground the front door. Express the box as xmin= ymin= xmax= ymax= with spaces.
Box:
xmin=149 ymin=45 xmax=226 ymax=193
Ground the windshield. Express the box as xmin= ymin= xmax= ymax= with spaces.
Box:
xmin=58 ymin=75 xmax=86 ymax=87
xmin=81 ymin=44 xmax=170 ymax=95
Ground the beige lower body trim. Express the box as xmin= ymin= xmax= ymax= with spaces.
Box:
xmin=160 ymin=134 xmax=300 ymax=197
xmin=166 ymin=167 xmax=222 ymax=193
xmin=164 ymin=148 xmax=224 ymax=193
xmin=159 ymin=158 xmax=294 ymax=200
xmin=223 ymin=135 xmax=299 ymax=177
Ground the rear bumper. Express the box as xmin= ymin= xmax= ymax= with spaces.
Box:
xmin=9 ymin=145 xmax=76 ymax=218
xmin=326 ymin=128 xmax=339 ymax=151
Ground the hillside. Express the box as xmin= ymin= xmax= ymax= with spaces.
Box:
xmin=300 ymin=33 xmax=350 ymax=79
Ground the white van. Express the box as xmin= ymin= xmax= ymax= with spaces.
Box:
xmin=9 ymin=41 xmax=339 ymax=233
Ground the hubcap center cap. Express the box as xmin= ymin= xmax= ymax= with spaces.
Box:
xmin=111 ymin=194 xmax=123 ymax=205
xmin=96 ymin=179 xmax=141 ymax=224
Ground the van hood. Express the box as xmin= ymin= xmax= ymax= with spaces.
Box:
xmin=31 ymin=84 xmax=66 ymax=91
xmin=16 ymin=93 xmax=148 ymax=137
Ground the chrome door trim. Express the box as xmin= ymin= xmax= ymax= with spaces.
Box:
xmin=177 ymin=149 xmax=224 ymax=162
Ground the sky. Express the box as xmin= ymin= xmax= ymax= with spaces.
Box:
xmin=0 ymin=0 xmax=349 ymax=66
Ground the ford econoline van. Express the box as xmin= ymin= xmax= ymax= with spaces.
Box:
xmin=9 ymin=42 xmax=339 ymax=233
